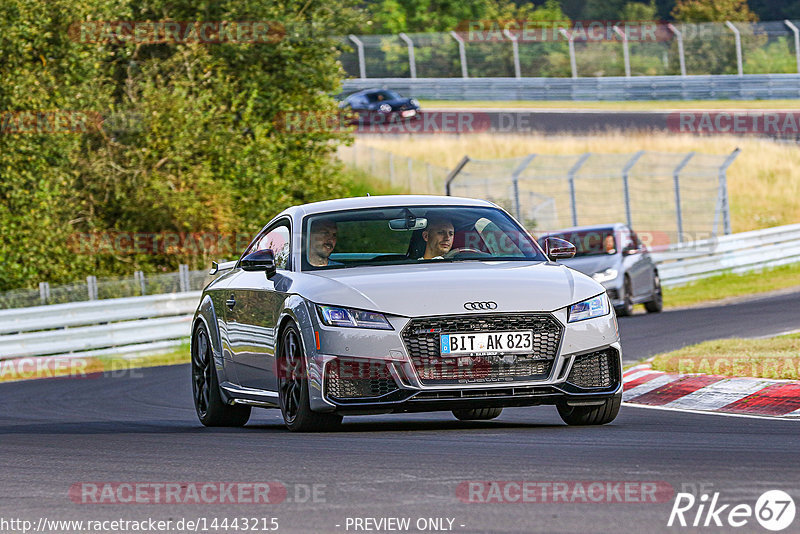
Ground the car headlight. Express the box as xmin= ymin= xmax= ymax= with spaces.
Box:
xmin=591 ymin=268 xmax=618 ymax=283
xmin=410 ymin=98 xmax=419 ymax=107
xmin=378 ymin=103 xmax=392 ymax=113
xmin=568 ymin=294 xmax=610 ymax=323
xmin=316 ymin=305 xmax=393 ymax=330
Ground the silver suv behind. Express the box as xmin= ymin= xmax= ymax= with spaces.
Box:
xmin=539 ymin=223 xmax=662 ymax=316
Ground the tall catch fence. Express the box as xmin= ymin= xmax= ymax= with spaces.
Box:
xmin=339 ymin=144 xmax=740 ymax=247
xmin=340 ymin=21 xmax=800 ymax=79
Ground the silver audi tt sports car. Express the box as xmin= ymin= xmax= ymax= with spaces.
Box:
xmin=191 ymin=195 xmax=622 ymax=431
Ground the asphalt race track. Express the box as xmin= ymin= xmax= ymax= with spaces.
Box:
xmin=1 ymin=290 xmax=799 ymax=534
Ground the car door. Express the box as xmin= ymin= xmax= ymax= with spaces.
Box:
xmin=224 ymin=220 xmax=292 ymax=391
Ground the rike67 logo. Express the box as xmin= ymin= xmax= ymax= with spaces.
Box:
xmin=668 ymin=490 xmax=796 ymax=531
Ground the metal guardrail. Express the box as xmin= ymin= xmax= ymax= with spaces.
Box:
xmin=342 ymin=74 xmax=800 ymax=101
xmin=652 ymin=223 xmax=800 ymax=287
xmin=1 ymin=224 xmax=798 ymax=361
xmin=0 ymin=292 xmax=200 ymax=361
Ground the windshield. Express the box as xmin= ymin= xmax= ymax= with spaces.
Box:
xmin=302 ymin=206 xmax=546 ymax=271
xmin=541 ymin=229 xmax=616 ymax=257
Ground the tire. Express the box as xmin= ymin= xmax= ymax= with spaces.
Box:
xmin=452 ymin=407 xmax=503 ymax=421
xmin=192 ymin=323 xmax=251 ymax=427
xmin=615 ymin=276 xmax=634 ymax=317
xmin=278 ymin=323 xmax=342 ymax=432
xmin=557 ymin=393 xmax=621 ymax=426
xmin=644 ymin=273 xmax=664 ymax=313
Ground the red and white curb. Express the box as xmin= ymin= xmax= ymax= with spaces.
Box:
xmin=623 ymin=362 xmax=800 ymax=418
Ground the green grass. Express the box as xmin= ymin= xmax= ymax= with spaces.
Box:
xmin=651 ymin=333 xmax=800 ymax=379
xmin=422 ymin=99 xmax=800 ymax=110
xmin=341 ymin=165 xmax=408 ymax=196
xmin=664 ymin=262 xmax=800 ymax=309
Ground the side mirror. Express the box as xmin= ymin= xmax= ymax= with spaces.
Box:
xmin=241 ymin=249 xmax=277 ymax=278
xmin=622 ymin=246 xmax=639 ymax=256
xmin=544 ymin=237 xmax=576 ymax=260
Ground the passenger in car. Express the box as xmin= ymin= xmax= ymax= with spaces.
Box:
xmin=420 ymin=218 xmax=454 ymax=259
xmin=308 ymin=219 xmax=340 ymax=266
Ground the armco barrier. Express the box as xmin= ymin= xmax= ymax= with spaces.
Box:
xmin=342 ymin=74 xmax=800 ymax=101
xmin=652 ymin=223 xmax=800 ymax=287
xmin=0 ymin=292 xmax=200 ymax=361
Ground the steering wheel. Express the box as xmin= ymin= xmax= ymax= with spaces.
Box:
xmin=443 ymin=247 xmax=488 ymax=259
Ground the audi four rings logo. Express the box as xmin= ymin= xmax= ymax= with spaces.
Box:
xmin=464 ymin=301 xmax=498 ymax=310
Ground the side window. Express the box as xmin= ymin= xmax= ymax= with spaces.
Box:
xmin=246 ymin=223 xmax=291 ymax=270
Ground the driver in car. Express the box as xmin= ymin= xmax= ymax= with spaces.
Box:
xmin=420 ymin=218 xmax=454 ymax=259
xmin=308 ymin=218 xmax=340 ymax=267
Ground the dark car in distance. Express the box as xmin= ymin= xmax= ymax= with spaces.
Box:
xmin=339 ymin=88 xmax=420 ymax=124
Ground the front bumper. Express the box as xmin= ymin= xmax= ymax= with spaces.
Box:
xmin=304 ymin=306 xmax=622 ymax=415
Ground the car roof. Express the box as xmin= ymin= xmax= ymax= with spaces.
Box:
xmin=285 ymin=195 xmax=494 ymax=218
xmin=541 ymin=223 xmax=628 ymax=235
xmin=348 ymin=88 xmax=398 ymax=97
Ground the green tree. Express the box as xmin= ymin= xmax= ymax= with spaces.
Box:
xmin=1 ymin=0 xmax=362 ymax=291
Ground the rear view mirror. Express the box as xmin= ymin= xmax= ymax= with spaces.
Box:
xmin=544 ymin=237 xmax=576 ymax=260
xmin=389 ymin=216 xmax=427 ymax=231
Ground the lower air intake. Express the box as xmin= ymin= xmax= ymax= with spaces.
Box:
xmin=325 ymin=359 xmax=399 ymax=399
xmin=566 ymin=349 xmax=619 ymax=389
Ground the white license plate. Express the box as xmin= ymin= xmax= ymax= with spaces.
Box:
xmin=440 ymin=331 xmax=533 ymax=356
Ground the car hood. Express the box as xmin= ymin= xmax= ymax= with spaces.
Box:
xmin=556 ymin=255 xmax=618 ymax=277
xmin=294 ymin=261 xmax=603 ymax=317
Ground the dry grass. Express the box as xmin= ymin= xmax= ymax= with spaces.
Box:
xmin=422 ymin=99 xmax=800 ymax=110
xmin=651 ymin=333 xmax=800 ymax=379
xmin=356 ymin=133 xmax=800 ymax=232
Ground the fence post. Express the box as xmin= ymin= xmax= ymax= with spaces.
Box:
xmin=450 ymin=31 xmax=469 ymax=78
xmin=348 ymin=35 xmax=366 ymax=79
xmin=134 ymin=270 xmax=146 ymax=296
xmin=724 ymin=21 xmax=744 ymax=76
xmin=445 ymin=156 xmax=470 ymax=195
xmin=39 ymin=282 xmax=50 ymax=305
xmin=389 ymin=152 xmax=395 ymax=186
xmin=179 ymin=264 xmax=189 ymax=292
xmin=621 ymin=151 xmax=645 ymax=228
xmin=398 ymin=33 xmax=417 ymax=78
xmin=672 ymin=152 xmax=695 ymax=244
xmin=567 ymin=153 xmax=591 ymax=226
xmin=667 ymin=23 xmax=687 ymax=76
xmin=718 ymin=148 xmax=741 ymax=236
xmin=87 ymin=275 xmax=97 ymax=301
xmin=785 ymin=20 xmax=800 ymax=74
xmin=510 ymin=154 xmax=536 ymax=220
xmin=612 ymin=25 xmax=631 ymax=77
xmin=503 ymin=29 xmax=521 ymax=78
xmin=558 ymin=28 xmax=577 ymax=78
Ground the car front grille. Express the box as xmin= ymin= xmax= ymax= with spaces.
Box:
xmin=566 ymin=349 xmax=619 ymax=389
xmin=401 ymin=313 xmax=563 ymax=386
xmin=325 ymin=358 xmax=399 ymax=400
